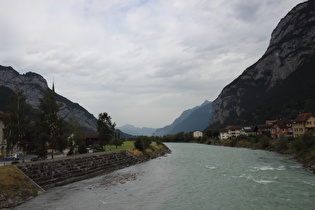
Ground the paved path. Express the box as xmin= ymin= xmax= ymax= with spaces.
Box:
xmin=0 ymin=151 xmax=69 ymax=167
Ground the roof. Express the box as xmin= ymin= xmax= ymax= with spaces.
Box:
xmin=243 ymin=126 xmax=257 ymax=132
xmin=225 ymin=125 xmax=242 ymax=130
xmin=294 ymin=113 xmax=314 ymax=122
xmin=85 ymin=132 xmax=99 ymax=139
xmin=273 ymin=118 xmax=292 ymax=129
xmin=266 ymin=120 xmax=276 ymax=125
xmin=257 ymin=124 xmax=273 ymax=129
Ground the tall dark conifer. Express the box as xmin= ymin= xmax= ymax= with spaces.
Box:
xmin=37 ymin=86 xmax=67 ymax=159
xmin=3 ymin=87 xmax=31 ymax=162
xmin=97 ymin=112 xmax=116 ymax=150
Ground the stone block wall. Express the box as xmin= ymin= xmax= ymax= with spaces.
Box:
xmin=17 ymin=150 xmax=139 ymax=190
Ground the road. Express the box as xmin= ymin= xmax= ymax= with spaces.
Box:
xmin=0 ymin=151 xmax=69 ymax=167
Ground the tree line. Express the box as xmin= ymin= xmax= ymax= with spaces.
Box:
xmin=3 ymin=87 xmax=118 ymax=162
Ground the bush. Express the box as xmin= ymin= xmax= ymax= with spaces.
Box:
xmin=156 ymin=139 xmax=163 ymax=145
xmin=67 ymin=147 xmax=74 ymax=156
xmin=134 ymin=136 xmax=152 ymax=151
xmin=275 ymin=134 xmax=289 ymax=152
xmin=260 ymin=136 xmax=271 ymax=149
xmin=78 ymin=142 xmax=87 ymax=154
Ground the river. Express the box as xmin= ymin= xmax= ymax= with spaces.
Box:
xmin=15 ymin=143 xmax=315 ymax=210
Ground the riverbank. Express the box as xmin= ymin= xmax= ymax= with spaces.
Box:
xmin=0 ymin=165 xmax=44 ymax=209
xmin=208 ymin=138 xmax=315 ymax=174
xmin=0 ymin=145 xmax=171 ymax=209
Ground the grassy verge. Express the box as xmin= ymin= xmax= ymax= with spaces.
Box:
xmin=0 ymin=165 xmax=40 ymax=208
xmin=126 ymin=144 xmax=170 ymax=158
xmin=105 ymin=141 xmax=135 ymax=151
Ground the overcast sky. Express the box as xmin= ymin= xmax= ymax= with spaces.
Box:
xmin=0 ymin=0 xmax=304 ymax=128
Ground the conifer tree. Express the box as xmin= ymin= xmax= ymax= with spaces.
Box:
xmin=3 ymin=87 xmax=31 ymax=162
xmin=37 ymin=87 xmax=67 ymax=159
xmin=97 ymin=112 xmax=116 ymax=150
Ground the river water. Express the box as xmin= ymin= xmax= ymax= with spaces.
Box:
xmin=15 ymin=143 xmax=315 ymax=210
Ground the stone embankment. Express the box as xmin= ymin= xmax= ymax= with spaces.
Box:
xmin=0 ymin=146 xmax=170 ymax=208
xmin=16 ymin=150 xmax=140 ymax=190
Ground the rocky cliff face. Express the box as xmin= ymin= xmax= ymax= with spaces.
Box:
xmin=0 ymin=65 xmax=97 ymax=131
xmin=208 ymin=1 xmax=315 ymax=128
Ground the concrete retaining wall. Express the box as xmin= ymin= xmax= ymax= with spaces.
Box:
xmin=17 ymin=150 xmax=140 ymax=190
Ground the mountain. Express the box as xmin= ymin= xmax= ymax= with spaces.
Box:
xmin=0 ymin=65 xmax=97 ymax=131
xmin=117 ymin=124 xmax=156 ymax=136
xmin=208 ymin=1 xmax=315 ymax=129
xmin=155 ymin=100 xmax=212 ymax=136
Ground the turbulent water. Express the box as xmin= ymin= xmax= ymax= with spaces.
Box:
xmin=15 ymin=143 xmax=315 ymax=210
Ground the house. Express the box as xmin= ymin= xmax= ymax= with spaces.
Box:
xmin=271 ymin=119 xmax=293 ymax=139
xmin=257 ymin=124 xmax=273 ymax=136
xmin=85 ymin=132 xmax=99 ymax=146
xmin=219 ymin=128 xmax=229 ymax=140
xmin=243 ymin=126 xmax=258 ymax=136
xmin=193 ymin=130 xmax=203 ymax=139
xmin=219 ymin=126 xmax=243 ymax=140
xmin=292 ymin=113 xmax=315 ymax=137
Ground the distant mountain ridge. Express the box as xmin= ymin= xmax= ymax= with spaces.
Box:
xmin=117 ymin=100 xmax=212 ymax=136
xmin=0 ymin=65 xmax=97 ymax=131
xmin=155 ymin=100 xmax=212 ymax=136
xmin=208 ymin=1 xmax=315 ymax=129
xmin=116 ymin=124 xmax=156 ymax=136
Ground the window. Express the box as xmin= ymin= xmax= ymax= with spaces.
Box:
xmin=307 ymin=121 xmax=312 ymax=125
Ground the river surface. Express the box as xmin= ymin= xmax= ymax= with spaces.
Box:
xmin=15 ymin=143 xmax=315 ymax=210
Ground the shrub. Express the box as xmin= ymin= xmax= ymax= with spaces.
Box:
xmin=260 ymin=136 xmax=271 ymax=149
xmin=156 ymin=139 xmax=163 ymax=145
xmin=67 ymin=147 xmax=74 ymax=156
xmin=78 ymin=142 xmax=87 ymax=154
xmin=134 ymin=136 xmax=152 ymax=151
xmin=275 ymin=134 xmax=289 ymax=152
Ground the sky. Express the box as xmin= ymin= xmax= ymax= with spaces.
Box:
xmin=0 ymin=0 xmax=305 ymax=128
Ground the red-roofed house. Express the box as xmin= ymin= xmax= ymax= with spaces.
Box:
xmin=270 ymin=119 xmax=293 ymax=139
xmin=292 ymin=113 xmax=315 ymax=137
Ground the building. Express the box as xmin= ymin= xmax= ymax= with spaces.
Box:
xmin=193 ymin=130 xmax=203 ymax=139
xmin=257 ymin=124 xmax=273 ymax=136
xmin=292 ymin=113 xmax=315 ymax=137
xmin=219 ymin=126 xmax=243 ymax=140
xmin=271 ymin=119 xmax=293 ymax=139
xmin=243 ymin=126 xmax=258 ymax=136
xmin=85 ymin=132 xmax=99 ymax=146
xmin=219 ymin=128 xmax=229 ymax=140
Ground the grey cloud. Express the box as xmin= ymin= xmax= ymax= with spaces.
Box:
xmin=0 ymin=0 xmax=304 ymax=127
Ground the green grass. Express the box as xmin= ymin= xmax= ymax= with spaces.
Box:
xmin=104 ymin=141 xmax=135 ymax=151
xmin=0 ymin=165 xmax=39 ymax=200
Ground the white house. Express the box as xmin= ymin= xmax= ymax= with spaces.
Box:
xmin=193 ymin=130 xmax=203 ymax=138
xmin=219 ymin=126 xmax=243 ymax=140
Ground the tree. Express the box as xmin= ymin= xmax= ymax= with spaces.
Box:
xmin=113 ymin=138 xmax=124 ymax=148
xmin=37 ymin=87 xmax=67 ymax=159
xmin=97 ymin=112 xmax=116 ymax=150
xmin=205 ymin=129 xmax=220 ymax=139
xmin=67 ymin=117 xmax=85 ymax=154
xmin=3 ymin=87 xmax=31 ymax=163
